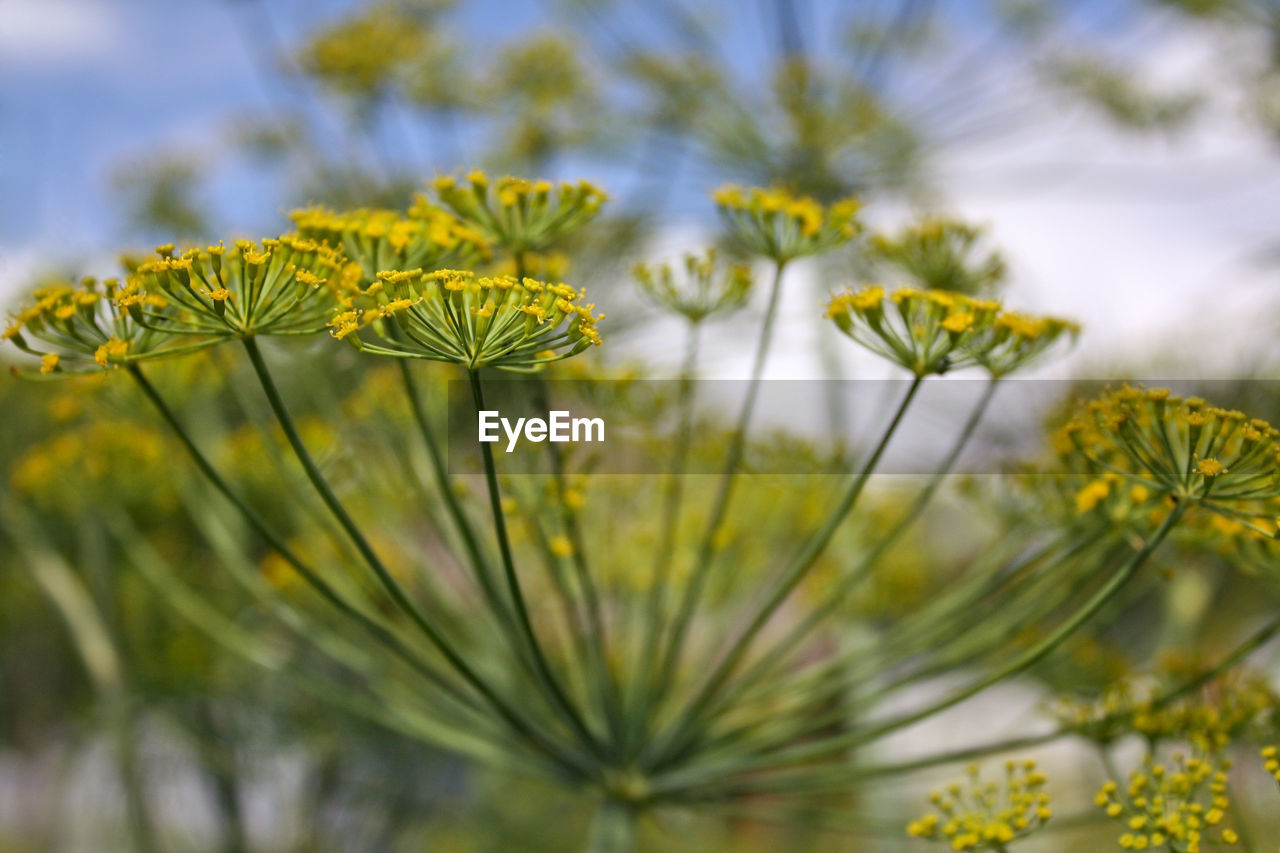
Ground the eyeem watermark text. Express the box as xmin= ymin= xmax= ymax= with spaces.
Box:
xmin=478 ymin=410 xmax=605 ymax=452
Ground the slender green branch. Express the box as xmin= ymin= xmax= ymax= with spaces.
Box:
xmin=241 ymin=337 xmax=575 ymax=767
xmin=734 ymin=378 xmax=1000 ymax=692
xmin=649 ymin=502 xmax=1188 ymax=796
xmin=397 ymin=359 xmax=525 ymax=635
xmin=128 ymin=364 xmax=476 ymax=708
xmin=581 ymin=798 xmax=638 ymax=853
xmin=624 ymin=320 xmax=703 ymax=754
xmin=647 ymin=375 xmax=923 ymax=769
xmin=648 ymin=258 xmax=788 ymax=717
xmin=529 ymin=373 xmax=625 ymax=747
xmin=468 ymin=367 xmax=605 ymax=758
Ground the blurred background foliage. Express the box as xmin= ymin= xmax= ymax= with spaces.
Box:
xmin=5 ymin=0 xmax=1280 ymax=850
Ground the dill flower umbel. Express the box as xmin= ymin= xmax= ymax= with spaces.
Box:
xmin=1263 ymin=746 xmax=1280 ymax=787
xmin=1053 ymin=669 xmax=1276 ymax=752
xmin=130 ymin=237 xmax=347 ymax=338
xmin=867 ymin=217 xmax=1007 ymax=295
xmin=825 ymin=286 xmax=1002 ymax=376
xmin=328 ymin=269 xmax=603 ymax=370
xmin=633 ymin=250 xmax=753 ymax=324
xmin=295 ymin=2 xmax=431 ymax=101
xmin=713 ymin=184 xmax=860 ymax=262
xmin=964 ymin=311 xmax=1080 ymax=378
xmin=430 ymin=171 xmax=608 ymax=253
xmin=291 ymin=205 xmax=489 ymax=279
xmin=3 ymin=276 xmax=196 ymax=374
xmin=1059 ymin=386 xmax=1280 ymax=513
xmin=906 ymin=760 xmax=1052 ymax=851
xmin=1095 ymin=753 xmax=1239 ymax=851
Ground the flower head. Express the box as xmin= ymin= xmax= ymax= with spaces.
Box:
xmin=130 ymin=236 xmax=347 ymax=339
xmin=906 ymin=760 xmax=1052 ymax=851
xmin=429 ymin=171 xmax=608 ymax=253
xmin=329 ymin=269 xmax=603 ymax=371
xmin=713 ymin=184 xmax=860 ymax=262
xmin=825 ymin=286 xmax=1001 ymax=376
xmin=1096 ymin=752 xmax=1238 ymax=852
xmin=868 ymin=217 xmax=1007 ymax=295
xmin=292 ymin=205 xmax=488 ymax=281
xmin=488 ymin=250 xmax=572 ymax=281
xmin=1054 ymin=668 xmax=1276 ymax=751
xmin=965 ymin=311 xmax=1080 ymax=377
xmin=1058 ymin=386 xmax=1280 ymax=512
xmin=633 ymin=250 xmax=753 ymax=324
xmin=3 ymin=276 xmax=197 ymax=375
xmin=295 ymin=2 xmax=431 ymax=101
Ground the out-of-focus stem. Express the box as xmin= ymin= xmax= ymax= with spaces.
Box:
xmin=649 ymin=375 xmax=923 ymax=769
xmin=703 ymin=379 xmax=999 ymax=717
xmin=581 ymin=799 xmax=637 ymax=853
xmin=647 ymin=258 xmax=787 ymax=718
xmin=623 ymin=320 xmax=702 ymax=753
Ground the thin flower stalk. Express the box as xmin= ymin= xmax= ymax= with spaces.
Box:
xmin=680 ymin=378 xmax=1004 ymax=733
xmin=643 ymin=257 xmax=788 ymax=729
xmin=466 ymin=368 xmax=609 ymax=758
xmin=239 ymin=337 xmax=586 ymax=767
xmin=645 ymin=374 xmax=925 ymax=770
xmin=647 ymin=503 xmax=1186 ymax=799
xmin=125 ymin=364 xmax=487 ymax=713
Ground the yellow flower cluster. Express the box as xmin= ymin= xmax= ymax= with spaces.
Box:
xmin=826 ymin=286 xmax=1077 ymax=377
xmin=713 ymin=184 xmax=860 ymax=262
xmin=488 ymin=251 xmax=571 ymax=281
xmin=867 ymin=217 xmax=1007 ymax=295
xmin=329 ymin=268 xmax=602 ymax=371
xmin=906 ymin=760 xmax=1052 ymax=851
xmin=1074 ymin=474 xmax=1154 ymax=516
xmin=1095 ymin=753 xmax=1238 ymax=851
xmin=430 ymin=171 xmax=608 ymax=253
xmin=129 ymin=237 xmax=346 ymax=339
xmin=1053 ymin=670 xmax=1276 ymax=752
xmin=1263 ymin=746 xmax=1280 ymax=787
xmin=968 ymin=312 xmax=1082 ymax=377
xmin=1059 ymin=386 xmax=1280 ymax=514
xmin=4 ymin=277 xmax=177 ymax=374
xmin=295 ymin=2 xmax=429 ymax=99
xmin=291 ymin=205 xmax=488 ymax=280
xmin=11 ymin=421 xmax=177 ymax=513
xmin=633 ymin=250 xmax=753 ymax=324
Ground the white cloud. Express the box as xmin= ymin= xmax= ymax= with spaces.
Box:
xmin=0 ymin=0 xmax=119 ymax=66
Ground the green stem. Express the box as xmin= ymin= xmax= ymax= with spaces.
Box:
xmin=398 ymin=359 xmax=522 ymax=634
xmin=243 ymin=339 xmax=432 ymax=633
xmin=648 ymin=259 xmax=787 ymax=717
xmin=582 ymin=799 xmax=637 ymax=853
xmin=7 ymin=517 xmax=159 ymax=852
xmin=241 ymin=338 xmax=572 ymax=766
xmin=128 ymin=364 xmax=473 ymax=707
xmin=741 ymin=378 xmax=999 ymax=685
xmin=113 ymin=693 xmax=160 ymax=853
xmin=530 ymin=373 xmax=624 ymax=746
xmin=624 ymin=321 xmax=703 ymax=753
xmin=811 ymin=501 xmax=1185 ymax=756
xmin=650 ymin=501 xmax=1188 ymax=797
xmin=648 ymin=375 xmax=923 ymax=770
xmin=467 ymin=367 xmax=604 ymax=758
xmin=680 ymin=539 xmax=1111 ymax=768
